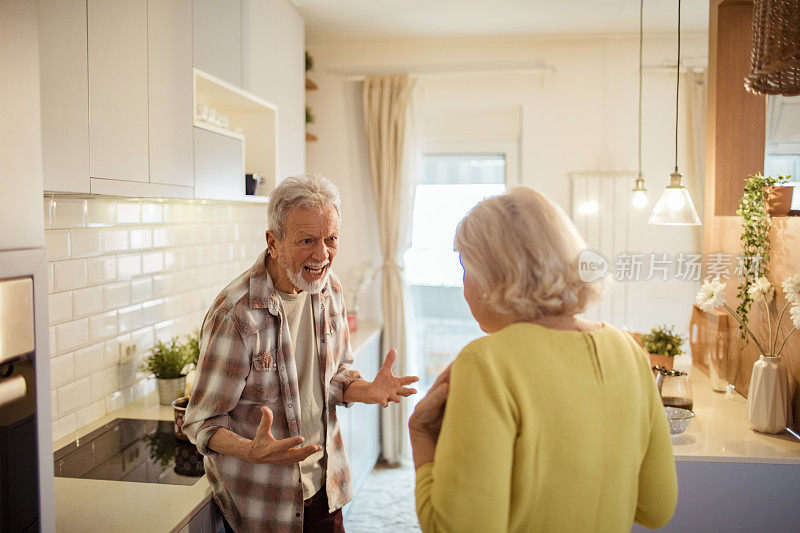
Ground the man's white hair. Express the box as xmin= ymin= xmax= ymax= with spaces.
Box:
xmin=267 ymin=173 xmax=341 ymax=240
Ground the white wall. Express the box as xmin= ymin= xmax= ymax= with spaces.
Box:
xmin=307 ymin=34 xmax=708 ymax=336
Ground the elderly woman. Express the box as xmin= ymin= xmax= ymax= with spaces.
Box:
xmin=409 ymin=187 xmax=677 ymax=532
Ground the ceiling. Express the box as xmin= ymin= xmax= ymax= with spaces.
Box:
xmin=296 ymin=0 xmax=710 ymax=45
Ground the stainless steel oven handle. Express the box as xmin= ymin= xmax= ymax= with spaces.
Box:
xmin=0 ymin=375 xmax=27 ymax=408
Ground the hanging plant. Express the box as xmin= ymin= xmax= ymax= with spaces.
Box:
xmin=306 ymin=106 xmax=315 ymax=125
xmin=735 ymin=172 xmax=789 ymax=341
xmin=305 ymin=50 xmax=313 ymax=72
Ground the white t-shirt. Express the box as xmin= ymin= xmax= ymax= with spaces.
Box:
xmin=277 ymin=290 xmax=326 ymax=499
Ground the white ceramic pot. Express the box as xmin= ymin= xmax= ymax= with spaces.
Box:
xmin=157 ymin=376 xmax=186 ymax=406
xmin=746 ymin=355 xmax=791 ymax=434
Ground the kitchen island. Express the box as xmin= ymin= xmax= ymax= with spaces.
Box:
xmin=632 ymin=360 xmax=800 ymax=532
xmin=53 ymin=323 xmax=382 ymax=533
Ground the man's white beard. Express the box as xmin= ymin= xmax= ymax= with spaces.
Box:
xmin=280 ymin=256 xmax=330 ymax=294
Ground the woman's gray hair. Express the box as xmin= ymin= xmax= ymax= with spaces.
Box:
xmin=267 ymin=173 xmax=341 ymax=240
xmin=455 ymin=186 xmax=602 ymax=320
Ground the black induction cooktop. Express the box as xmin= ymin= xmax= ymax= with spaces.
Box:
xmin=54 ymin=418 xmax=204 ymax=485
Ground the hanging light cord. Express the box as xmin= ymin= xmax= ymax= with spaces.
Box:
xmin=638 ymin=0 xmax=643 ymax=180
xmin=674 ymin=0 xmax=681 ymax=173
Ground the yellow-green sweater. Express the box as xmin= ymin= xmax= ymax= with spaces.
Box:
xmin=416 ymin=322 xmax=677 ymax=532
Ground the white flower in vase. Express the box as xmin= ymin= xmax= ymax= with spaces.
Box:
xmin=696 ymin=278 xmax=726 ymax=312
xmin=791 ymin=305 xmax=800 ymax=330
xmin=747 ymin=277 xmax=774 ymax=304
xmin=782 ymin=273 xmax=800 ymax=303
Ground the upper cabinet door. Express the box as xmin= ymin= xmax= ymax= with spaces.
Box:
xmin=39 ymin=0 xmax=90 ymax=193
xmin=243 ymin=0 xmax=305 ymax=179
xmin=148 ymin=0 xmax=194 ymax=187
xmin=193 ymin=0 xmax=243 ymax=88
xmin=88 ymin=0 xmax=149 ymax=182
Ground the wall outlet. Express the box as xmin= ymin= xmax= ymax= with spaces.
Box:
xmin=119 ymin=341 xmax=137 ymax=364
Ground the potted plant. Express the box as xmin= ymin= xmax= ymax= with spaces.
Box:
xmin=142 ymin=338 xmax=190 ymax=405
xmin=642 ymin=325 xmax=686 ymax=370
xmin=696 ymin=274 xmax=800 ymax=433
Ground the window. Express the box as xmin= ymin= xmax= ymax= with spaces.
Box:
xmin=406 ymin=150 xmax=512 ymax=390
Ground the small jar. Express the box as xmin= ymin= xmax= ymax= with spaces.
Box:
xmin=655 ymin=367 xmax=693 ymax=412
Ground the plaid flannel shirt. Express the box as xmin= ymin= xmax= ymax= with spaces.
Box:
xmin=183 ymin=250 xmax=362 ymax=532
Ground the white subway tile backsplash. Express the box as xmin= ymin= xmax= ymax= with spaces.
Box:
xmin=57 ymin=377 xmax=91 ymax=416
xmin=130 ymin=277 xmax=153 ymax=303
xmin=51 ymin=353 xmax=75 ymax=388
xmin=73 ymin=343 xmax=106 ymax=379
xmin=117 ymin=254 xmax=141 ymax=278
xmin=75 ymin=400 xmax=106 ymax=429
xmin=141 ymin=252 xmax=164 ymax=274
xmin=153 ymin=228 xmax=169 ymax=248
xmin=86 ymin=200 xmax=116 ymax=227
xmin=118 ymin=304 xmax=144 ymax=333
xmin=54 ymin=260 xmax=87 ymax=291
xmin=102 ymin=229 xmax=129 ymax=252
xmin=45 ymin=230 xmax=70 ymax=260
xmin=52 ymin=199 xmax=86 ymax=228
xmin=70 ymin=228 xmax=102 ymax=257
xmin=55 ymin=318 xmax=89 ymax=353
xmin=45 ymin=195 xmax=265 ymax=436
xmin=72 ymin=286 xmax=103 ymax=317
xmin=87 ymin=256 xmax=116 ymax=284
xmin=91 ymin=367 xmax=118 ymax=402
xmin=89 ymin=310 xmax=118 ymax=342
xmin=129 ymin=229 xmax=153 ymax=249
xmin=49 ymin=292 xmax=73 ymax=325
xmin=141 ymin=203 xmax=163 ymax=223
xmin=116 ymin=203 xmax=141 ymax=224
xmin=103 ymin=281 xmax=130 ymax=310
xmin=52 ymin=414 xmax=77 ymax=441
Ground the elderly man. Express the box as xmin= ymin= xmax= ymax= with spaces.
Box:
xmin=183 ymin=174 xmax=418 ymax=533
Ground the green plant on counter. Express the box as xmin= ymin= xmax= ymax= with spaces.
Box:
xmin=735 ymin=172 xmax=790 ymax=342
xmin=642 ymin=325 xmax=686 ymax=357
xmin=142 ymin=338 xmax=189 ymax=380
xmin=184 ymin=329 xmax=200 ymax=366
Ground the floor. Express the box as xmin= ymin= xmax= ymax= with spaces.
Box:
xmin=343 ymin=461 xmax=421 ymax=532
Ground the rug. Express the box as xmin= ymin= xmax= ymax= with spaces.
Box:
xmin=344 ymin=461 xmax=421 ymax=532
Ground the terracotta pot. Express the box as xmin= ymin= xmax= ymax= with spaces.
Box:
xmin=766 ymin=186 xmax=793 ymax=216
xmin=172 ymin=396 xmax=190 ymax=441
xmin=649 ymin=353 xmax=674 ymax=370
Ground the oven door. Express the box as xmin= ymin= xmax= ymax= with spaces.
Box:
xmin=0 ymin=276 xmax=39 ymax=532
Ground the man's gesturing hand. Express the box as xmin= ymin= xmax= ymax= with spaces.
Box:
xmin=343 ymin=348 xmax=420 ymax=407
xmin=248 ymin=406 xmax=321 ymax=465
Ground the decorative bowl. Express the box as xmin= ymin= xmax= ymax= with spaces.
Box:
xmin=664 ymin=406 xmax=695 ymax=435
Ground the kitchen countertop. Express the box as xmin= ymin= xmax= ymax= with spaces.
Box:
xmin=53 ymin=322 xmax=382 ymax=533
xmin=671 ymin=358 xmax=800 ymax=464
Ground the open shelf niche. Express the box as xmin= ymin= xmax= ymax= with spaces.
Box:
xmin=193 ymin=68 xmax=277 ymax=201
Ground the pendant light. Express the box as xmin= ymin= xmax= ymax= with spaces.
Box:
xmin=632 ymin=0 xmax=648 ymax=210
xmin=648 ymin=0 xmax=701 ymax=226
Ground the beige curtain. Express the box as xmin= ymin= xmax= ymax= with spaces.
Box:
xmin=362 ymin=73 xmax=417 ymax=463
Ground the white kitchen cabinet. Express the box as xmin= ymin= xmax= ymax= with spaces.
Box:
xmin=148 ymin=0 xmax=194 ymax=187
xmin=193 ymin=0 xmax=243 ymax=88
xmin=38 ymin=0 xmax=90 ymax=194
xmin=243 ymin=0 xmax=305 ymax=179
xmin=88 ymin=0 xmax=149 ymax=183
xmin=193 ymin=126 xmax=245 ymax=200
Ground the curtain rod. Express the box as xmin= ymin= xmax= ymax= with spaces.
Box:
xmin=329 ymin=63 xmax=557 ymax=82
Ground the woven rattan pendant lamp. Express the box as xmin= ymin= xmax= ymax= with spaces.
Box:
xmin=745 ymin=0 xmax=800 ymax=96
xmin=648 ymin=0 xmax=702 ymax=226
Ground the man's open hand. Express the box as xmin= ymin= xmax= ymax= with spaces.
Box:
xmin=343 ymin=348 xmax=419 ymax=407
xmin=248 ymin=406 xmax=321 ymax=465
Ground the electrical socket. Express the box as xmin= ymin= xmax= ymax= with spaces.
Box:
xmin=119 ymin=341 xmax=137 ymax=364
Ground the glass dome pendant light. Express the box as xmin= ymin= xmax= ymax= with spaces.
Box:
xmin=632 ymin=0 xmax=648 ymax=210
xmin=648 ymin=0 xmax=701 ymax=226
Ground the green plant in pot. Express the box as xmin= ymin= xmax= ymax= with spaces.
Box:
xmin=642 ymin=325 xmax=686 ymax=370
xmin=142 ymin=338 xmax=190 ymax=405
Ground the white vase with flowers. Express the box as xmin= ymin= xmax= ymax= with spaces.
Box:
xmin=696 ymin=274 xmax=799 ymax=434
